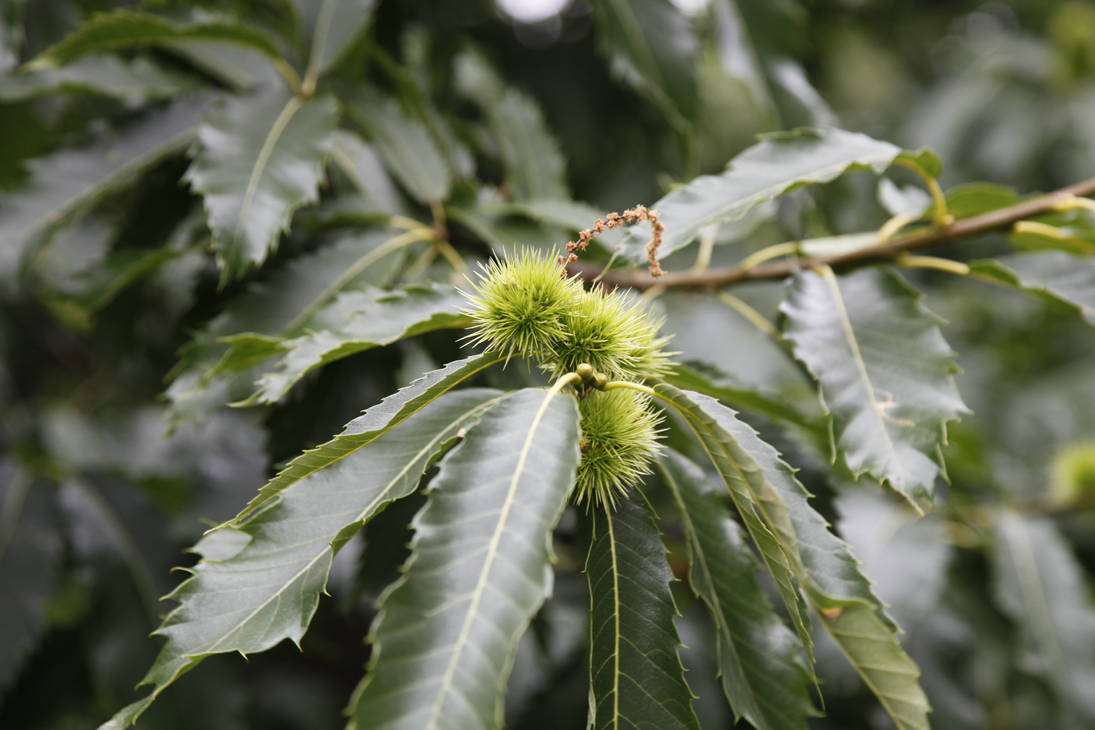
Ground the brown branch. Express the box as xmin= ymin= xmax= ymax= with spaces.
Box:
xmin=572 ymin=176 xmax=1095 ymax=291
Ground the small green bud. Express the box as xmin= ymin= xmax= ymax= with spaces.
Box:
xmin=576 ymin=362 xmax=596 ymax=381
xmin=592 ymin=373 xmax=608 ymax=390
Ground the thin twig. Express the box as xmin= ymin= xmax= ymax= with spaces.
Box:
xmin=574 ymin=176 xmax=1095 ymax=291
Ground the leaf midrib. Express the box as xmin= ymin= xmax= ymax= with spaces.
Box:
xmin=424 ymin=387 xmax=564 ymax=729
xmin=816 ymin=265 xmax=901 ymax=466
xmin=231 ymin=95 xmax=305 ymax=247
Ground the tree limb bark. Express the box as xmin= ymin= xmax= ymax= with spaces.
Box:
xmin=572 ymin=176 xmax=1095 ymax=291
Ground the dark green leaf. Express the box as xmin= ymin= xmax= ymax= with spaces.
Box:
xmin=184 ymin=90 xmax=338 ymax=279
xmin=0 ymin=468 xmax=62 ymax=695
xmin=32 ymin=9 xmax=284 ymax=67
xmin=240 ymin=283 xmax=471 ymax=405
xmin=0 ymin=97 xmax=206 ymax=277
xmin=652 ymin=384 xmax=930 ymax=730
xmin=303 ymin=0 xmax=377 ymax=80
xmin=621 ymin=128 xmax=913 ymax=264
xmin=0 ymin=54 xmax=186 ymax=102
xmin=992 ymin=511 xmax=1095 ymax=725
xmin=239 ymin=352 xmax=505 ymax=517
xmin=586 ymin=496 xmax=699 ymax=730
xmin=971 ymin=252 xmax=1095 ymax=324
xmin=96 ymin=388 xmax=505 ymax=729
xmin=781 ymin=266 xmax=968 ymax=512
xmin=347 ymin=387 xmax=581 ymax=730
xmin=659 ymin=450 xmax=815 ymax=730
xmin=592 ymin=0 xmax=699 ymax=125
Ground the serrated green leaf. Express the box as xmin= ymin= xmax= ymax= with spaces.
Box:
xmin=239 ymin=352 xmax=504 ymax=518
xmin=0 ymin=54 xmax=187 ymax=103
xmin=659 ymin=450 xmax=814 ymax=730
xmin=349 ymin=93 xmax=451 ymax=205
xmin=167 ymin=229 xmax=420 ymax=423
xmin=815 ymin=606 xmax=930 ymax=730
xmin=0 ymin=97 xmax=206 ymax=277
xmin=240 ymin=283 xmax=470 ymax=405
xmin=970 ymin=252 xmax=1095 ymax=324
xmin=653 ymin=384 xmax=814 ymax=661
xmin=992 ymin=511 xmax=1095 ymax=725
xmin=347 ymin=386 xmax=581 ymax=730
xmin=620 ymin=128 xmax=913 ymax=264
xmin=96 ymin=388 xmax=504 ymax=729
xmin=651 ymin=384 xmax=929 ymax=730
xmin=304 ymin=0 xmax=377 ymax=80
xmin=185 ymin=90 xmax=338 ymax=279
xmin=31 ymin=9 xmax=283 ymax=68
xmin=592 ymin=0 xmax=699 ymax=126
xmin=781 ymin=266 xmax=968 ymax=513
xmin=586 ymin=497 xmax=699 ymax=730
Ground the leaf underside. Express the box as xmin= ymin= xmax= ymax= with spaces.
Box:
xmin=619 ymin=127 xmax=912 ymax=264
xmin=971 ymin=252 xmax=1095 ymax=324
xmin=781 ymin=266 xmax=967 ymax=512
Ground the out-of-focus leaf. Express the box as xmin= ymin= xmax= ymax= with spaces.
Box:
xmin=878 ymin=178 xmax=931 ymax=218
xmin=943 ymin=182 xmax=1020 ymax=219
xmin=96 ymin=389 xmax=505 ymax=729
xmin=652 ymin=384 xmax=930 ymax=730
xmin=0 ymin=96 xmax=207 ymax=278
xmin=620 ymin=128 xmax=915 ymax=264
xmin=184 ymin=90 xmax=338 ymax=279
xmin=592 ymin=0 xmax=699 ymax=125
xmin=486 ymin=90 xmax=568 ymax=201
xmin=330 ymin=129 xmax=409 ymax=216
xmin=992 ymin=511 xmax=1095 ymax=725
xmin=347 ymin=387 xmax=581 ymax=730
xmin=970 ymin=252 xmax=1095 ymax=324
xmin=0 ymin=467 xmax=62 ymax=695
xmin=31 ymin=9 xmax=283 ymax=67
xmin=586 ymin=497 xmax=699 ymax=730
xmin=835 ymin=490 xmax=950 ymax=629
xmin=781 ymin=266 xmax=968 ymax=513
xmin=0 ymin=54 xmax=186 ymax=103
xmin=303 ymin=0 xmax=377 ymax=80
xmin=238 ymin=284 xmax=471 ymax=405
xmin=660 ymin=450 xmax=814 ymax=730
xmin=348 ymin=94 xmax=451 ymax=205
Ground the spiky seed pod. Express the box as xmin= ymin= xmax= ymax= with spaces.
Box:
xmin=462 ymin=248 xmax=584 ymax=359
xmin=574 ymin=389 xmax=662 ymax=508
xmin=550 ymin=288 xmax=673 ymax=380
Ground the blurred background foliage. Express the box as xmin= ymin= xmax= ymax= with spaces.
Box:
xmin=1 ymin=1 xmax=1094 ymax=728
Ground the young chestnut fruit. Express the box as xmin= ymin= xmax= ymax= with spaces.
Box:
xmin=462 ymin=248 xmax=671 ymax=508
xmin=574 ymin=389 xmax=662 ymax=508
